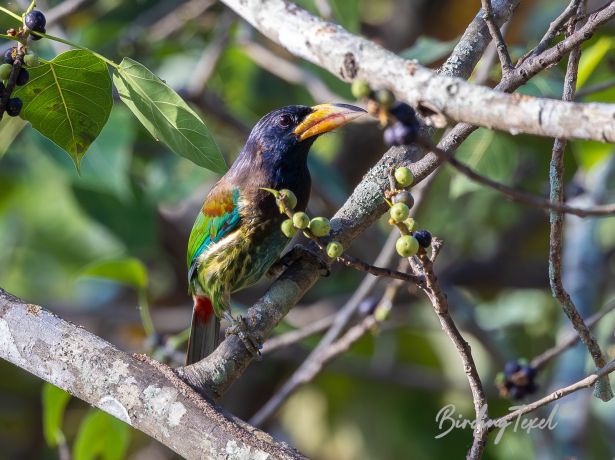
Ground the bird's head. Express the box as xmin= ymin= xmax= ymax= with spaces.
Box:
xmin=237 ymin=103 xmax=366 ymax=172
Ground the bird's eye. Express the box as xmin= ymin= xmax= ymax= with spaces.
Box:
xmin=278 ymin=114 xmax=293 ymax=128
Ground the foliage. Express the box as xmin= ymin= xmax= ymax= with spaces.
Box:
xmin=1 ymin=1 xmax=615 ymax=459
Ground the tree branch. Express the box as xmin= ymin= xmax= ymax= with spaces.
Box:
xmin=493 ymin=358 xmax=615 ymax=427
xmin=531 ymin=301 xmax=615 ymax=371
xmin=0 ymin=289 xmax=306 ymax=460
xmin=547 ymin=5 xmax=613 ymax=402
xmin=221 ymin=0 xmax=615 ymax=144
xmin=417 ymin=138 xmax=615 ymax=218
xmin=415 ymin=243 xmax=488 ymax=460
xmin=481 ymin=0 xmax=513 ymax=74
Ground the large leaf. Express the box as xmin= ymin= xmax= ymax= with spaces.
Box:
xmin=113 ymin=58 xmax=226 ymax=174
xmin=42 ymin=382 xmax=71 ymax=447
xmin=81 ymin=257 xmax=148 ymax=289
xmin=13 ymin=50 xmax=113 ymax=169
xmin=73 ymin=410 xmax=130 ymax=460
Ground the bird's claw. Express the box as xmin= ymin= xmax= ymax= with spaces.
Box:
xmin=224 ymin=313 xmax=262 ymax=359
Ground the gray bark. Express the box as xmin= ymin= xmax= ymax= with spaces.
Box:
xmin=0 ymin=289 xmax=306 ymax=460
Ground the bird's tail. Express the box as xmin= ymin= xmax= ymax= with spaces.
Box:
xmin=186 ymin=295 xmax=220 ymax=365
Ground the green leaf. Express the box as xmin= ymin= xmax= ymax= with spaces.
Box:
xmin=113 ymin=58 xmax=226 ymax=174
xmin=449 ymin=128 xmax=518 ymax=198
xmin=13 ymin=50 xmax=113 ymax=169
xmin=81 ymin=257 xmax=148 ymax=289
xmin=399 ymin=36 xmax=458 ymax=65
xmin=73 ymin=410 xmax=130 ymax=460
xmin=42 ymin=382 xmax=71 ymax=447
xmin=577 ymin=36 xmax=613 ymax=88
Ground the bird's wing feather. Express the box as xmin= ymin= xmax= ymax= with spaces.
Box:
xmin=187 ymin=186 xmax=241 ymax=280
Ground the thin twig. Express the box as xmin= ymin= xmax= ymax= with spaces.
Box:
xmin=517 ymin=0 xmax=581 ymax=65
xmin=334 ymin=252 xmax=424 ymax=285
xmin=531 ymin=301 xmax=615 ymax=371
xmin=493 ymin=358 xmax=615 ymax=427
xmin=548 ymin=3 xmax=613 ymax=402
xmin=315 ymin=278 xmax=404 ymax=367
xmin=416 ymin=243 xmax=488 ymax=459
xmin=262 ymin=314 xmax=334 ymax=354
xmin=481 ymin=0 xmax=513 ymax=74
xmin=474 ymin=21 xmax=510 ymax=85
xmin=249 ymin=230 xmax=399 ymax=426
xmin=416 ymin=138 xmax=615 ymax=218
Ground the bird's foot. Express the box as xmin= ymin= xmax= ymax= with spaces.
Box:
xmin=271 ymin=244 xmax=330 ymax=278
xmin=293 ymin=244 xmax=331 ymax=277
xmin=224 ymin=312 xmax=262 ymax=359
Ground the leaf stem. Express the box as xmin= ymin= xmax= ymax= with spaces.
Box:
xmin=0 ymin=6 xmax=22 ymax=22
xmin=0 ymin=34 xmax=20 ymax=42
xmin=25 ymin=1 xmax=37 ymax=15
xmin=31 ymin=31 xmax=120 ymax=68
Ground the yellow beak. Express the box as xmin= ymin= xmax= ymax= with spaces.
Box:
xmin=293 ymin=103 xmax=366 ymax=141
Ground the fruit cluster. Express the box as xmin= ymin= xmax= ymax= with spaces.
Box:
xmin=387 ymin=167 xmax=432 ymax=258
xmin=351 ymin=80 xmax=420 ymax=147
xmin=266 ymin=188 xmax=343 ymax=259
xmin=495 ymin=359 xmax=538 ymax=400
xmin=0 ymin=10 xmax=46 ymax=117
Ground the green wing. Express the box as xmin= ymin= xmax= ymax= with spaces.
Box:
xmin=187 ymin=187 xmax=241 ymax=280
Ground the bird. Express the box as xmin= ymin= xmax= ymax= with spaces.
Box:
xmin=186 ymin=103 xmax=365 ymax=364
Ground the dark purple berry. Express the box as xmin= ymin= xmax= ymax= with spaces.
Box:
xmin=6 ymin=97 xmax=22 ymax=117
xmin=15 ymin=68 xmax=29 ymax=86
xmin=383 ymin=126 xmax=397 ymax=146
xmin=390 ymin=102 xmax=418 ymax=126
xmin=504 ymin=360 xmax=521 ymax=376
xmin=509 ymin=386 xmax=525 ymax=400
xmin=396 ymin=122 xmax=418 ymax=145
xmin=30 ymin=27 xmax=45 ymax=41
xmin=384 ymin=122 xmax=416 ymax=147
xmin=3 ymin=48 xmax=16 ymax=65
xmin=25 ymin=10 xmax=47 ymax=32
xmin=520 ymin=365 xmax=537 ymax=380
xmin=413 ymin=230 xmax=432 ymax=248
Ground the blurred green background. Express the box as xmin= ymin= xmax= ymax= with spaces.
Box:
xmin=1 ymin=0 xmax=615 ymax=459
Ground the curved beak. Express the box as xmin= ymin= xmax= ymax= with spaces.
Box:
xmin=293 ymin=103 xmax=366 ymax=141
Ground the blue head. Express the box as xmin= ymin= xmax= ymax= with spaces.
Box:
xmin=228 ymin=103 xmax=365 ymax=210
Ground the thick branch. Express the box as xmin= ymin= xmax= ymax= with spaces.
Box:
xmin=221 ymin=0 xmax=615 ymax=143
xmin=0 ymin=289 xmax=305 ymax=460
